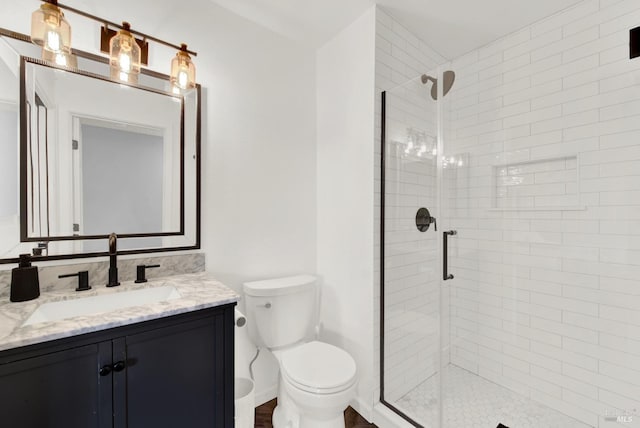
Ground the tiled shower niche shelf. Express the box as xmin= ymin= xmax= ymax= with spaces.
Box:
xmin=488 ymin=155 xmax=586 ymax=212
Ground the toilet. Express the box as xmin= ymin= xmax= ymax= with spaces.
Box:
xmin=243 ymin=275 xmax=357 ymax=428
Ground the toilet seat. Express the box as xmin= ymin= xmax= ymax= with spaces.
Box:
xmin=281 ymin=341 xmax=357 ymax=395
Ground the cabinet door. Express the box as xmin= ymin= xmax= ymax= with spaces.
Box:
xmin=115 ymin=311 xmax=233 ymax=428
xmin=0 ymin=341 xmax=113 ymax=428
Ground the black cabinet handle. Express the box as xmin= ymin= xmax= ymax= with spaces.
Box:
xmin=99 ymin=365 xmax=112 ymax=376
xmin=99 ymin=361 xmax=126 ymax=376
xmin=443 ymin=230 xmax=457 ymax=281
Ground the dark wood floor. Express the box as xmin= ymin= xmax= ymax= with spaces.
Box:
xmin=255 ymin=399 xmax=378 ymax=427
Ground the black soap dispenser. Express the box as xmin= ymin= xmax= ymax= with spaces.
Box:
xmin=10 ymin=254 xmax=40 ymax=302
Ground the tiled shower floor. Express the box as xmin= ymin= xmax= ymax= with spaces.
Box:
xmin=395 ymin=365 xmax=592 ymax=428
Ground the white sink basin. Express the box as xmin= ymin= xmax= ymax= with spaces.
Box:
xmin=22 ymin=285 xmax=181 ymax=327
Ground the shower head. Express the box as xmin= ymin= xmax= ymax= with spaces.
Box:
xmin=421 ymin=70 xmax=456 ymax=100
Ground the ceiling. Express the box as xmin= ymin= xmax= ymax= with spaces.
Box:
xmin=208 ymin=0 xmax=586 ymax=59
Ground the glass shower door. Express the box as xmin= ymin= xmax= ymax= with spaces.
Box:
xmin=381 ymin=73 xmax=443 ymax=428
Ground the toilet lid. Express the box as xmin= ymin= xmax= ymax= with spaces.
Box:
xmin=281 ymin=341 xmax=357 ymax=394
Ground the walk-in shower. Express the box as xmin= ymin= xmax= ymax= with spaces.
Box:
xmin=379 ymin=2 xmax=640 ymax=426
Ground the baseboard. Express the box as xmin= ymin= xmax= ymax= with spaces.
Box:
xmin=254 ymin=383 xmax=278 ymax=407
xmin=350 ymin=396 xmax=374 ymax=422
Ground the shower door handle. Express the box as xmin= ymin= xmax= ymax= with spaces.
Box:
xmin=443 ymin=230 xmax=457 ymax=281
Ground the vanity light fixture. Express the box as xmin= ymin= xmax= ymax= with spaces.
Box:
xmin=30 ymin=0 xmax=75 ymax=66
xmin=109 ymin=22 xmax=141 ymax=84
xmin=29 ymin=1 xmax=198 ymax=86
xmin=170 ymin=44 xmax=196 ymax=92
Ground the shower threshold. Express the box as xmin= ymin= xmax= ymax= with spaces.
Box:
xmin=395 ymin=365 xmax=592 ymax=428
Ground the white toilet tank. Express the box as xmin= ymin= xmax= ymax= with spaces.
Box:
xmin=243 ymin=275 xmax=317 ymax=349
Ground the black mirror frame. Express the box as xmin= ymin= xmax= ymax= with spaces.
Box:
xmin=0 ymin=28 xmax=201 ymax=264
xmin=20 ymin=56 xmax=186 ymax=241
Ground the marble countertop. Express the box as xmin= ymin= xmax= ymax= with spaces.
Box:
xmin=0 ymin=272 xmax=239 ymax=352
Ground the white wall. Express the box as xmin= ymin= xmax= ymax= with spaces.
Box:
xmin=316 ymin=5 xmax=377 ymax=418
xmin=0 ymin=0 xmax=318 ymax=403
xmin=187 ymin=0 xmax=318 ymax=403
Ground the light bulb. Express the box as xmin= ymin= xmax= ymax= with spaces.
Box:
xmin=177 ymin=70 xmax=188 ymax=88
xmin=54 ymin=53 xmax=66 ymax=66
xmin=42 ymin=49 xmax=76 ymax=68
xmin=432 ymin=148 xmax=437 ymax=156
xmin=119 ymin=53 xmax=131 ymax=72
xmin=45 ymin=30 xmax=61 ymax=52
xmin=119 ymin=71 xmax=128 ymax=82
xmin=458 ymin=159 xmax=464 ymax=167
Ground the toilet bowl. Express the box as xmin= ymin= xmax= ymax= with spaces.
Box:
xmin=243 ymin=276 xmax=358 ymax=428
xmin=277 ymin=341 xmax=357 ymax=428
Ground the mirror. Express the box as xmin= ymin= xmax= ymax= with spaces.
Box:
xmin=0 ymin=29 xmax=200 ymax=262
xmin=22 ymin=58 xmax=183 ymax=240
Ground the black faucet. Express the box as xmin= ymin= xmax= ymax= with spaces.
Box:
xmin=107 ymin=233 xmax=120 ymax=287
xmin=59 ymin=270 xmax=91 ymax=291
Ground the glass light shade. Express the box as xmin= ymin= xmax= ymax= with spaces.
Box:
xmin=42 ymin=49 xmax=77 ymax=68
xmin=31 ymin=3 xmax=71 ymax=54
xmin=110 ymin=23 xmax=141 ymax=84
xmin=170 ymin=44 xmax=196 ymax=91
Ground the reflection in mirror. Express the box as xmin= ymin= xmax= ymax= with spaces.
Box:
xmin=77 ymin=120 xmax=164 ymax=252
xmin=0 ymin=105 xmax=19 ymax=256
xmin=22 ymin=58 xmax=184 ymax=247
xmin=0 ymin=35 xmax=20 ymax=259
xmin=26 ymin=93 xmax=51 ymax=238
xmin=0 ymin=30 xmax=200 ymax=262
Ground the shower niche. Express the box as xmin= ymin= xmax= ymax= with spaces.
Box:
xmin=490 ymin=155 xmax=582 ymax=211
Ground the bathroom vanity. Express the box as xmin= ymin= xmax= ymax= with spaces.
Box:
xmin=0 ymin=23 xmax=228 ymax=428
xmin=0 ymin=272 xmax=238 ymax=428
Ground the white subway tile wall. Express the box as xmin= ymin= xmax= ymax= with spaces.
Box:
xmin=442 ymin=0 xmax=640 ymax=426
xmin=375 ymin=0 xmax=640 ymax=426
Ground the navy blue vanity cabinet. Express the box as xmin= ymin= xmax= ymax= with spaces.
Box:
xmin=0 ymin=341 xmax=113 ymax=428
xmin=114 ymin=313 xmax=230 ymax=427
xmin=0 ymin=304 xmax=235 ymax=428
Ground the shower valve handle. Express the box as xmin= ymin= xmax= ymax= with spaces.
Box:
xmin=416 ymin=208 xmax=437 ymax=232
